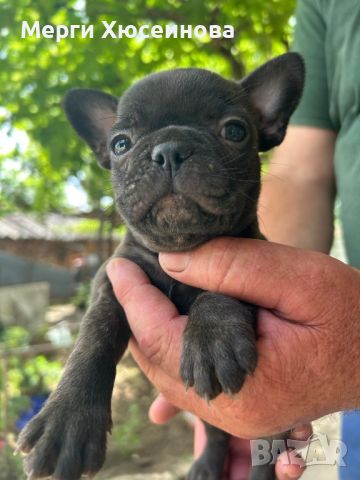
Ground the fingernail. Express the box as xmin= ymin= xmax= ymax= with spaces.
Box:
xmin=159 ymin=252 xmax=190 ymax=272
xmin=106 ymin=258 xmax=120 ymax=279
xmin=291 ymin=423 xmax=312 ymax=440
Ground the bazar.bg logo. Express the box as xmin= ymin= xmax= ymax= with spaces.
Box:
xmin=250 ymin=433 xmax=347 ymax=467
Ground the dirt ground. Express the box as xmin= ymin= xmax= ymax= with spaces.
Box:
xmin=98 ymin=354 xmax=193 ymax=480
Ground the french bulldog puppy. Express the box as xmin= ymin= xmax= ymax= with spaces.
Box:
xmin=18 ymin=53 xmax=304 ymax=480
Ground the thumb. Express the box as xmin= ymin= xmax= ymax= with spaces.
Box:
xmin=106 ymin=258 xmax=186 ymax=376
xmin=159 ymin=237 xmax=332 ymax=319
xmin=148 ymin=394 xmax=181 ymax=424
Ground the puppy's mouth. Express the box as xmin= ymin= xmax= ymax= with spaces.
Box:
xmin=148 ymin=193 xmax=205 ymax=231
xmin=125 ymin=185 xmax=250 ymax=251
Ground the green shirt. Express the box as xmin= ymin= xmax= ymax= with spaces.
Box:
xmin=290 ymin=0 xmax=360 ymax=267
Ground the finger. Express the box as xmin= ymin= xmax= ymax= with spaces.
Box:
xmin=107 ymin=258 xmax=186 ymax=376
xmin=129 ymin=339 xmax=260 ymax=439
xmin=148 ymin=394 xmax=181 ymax=424
xmin=159 ymin=238 xmax=335 ymax=319
xmin=226 ymin=437 xmax=251 ymax=480
xmin=276 ymin=450 xmax=306 ymax=479
xmin=129 ymin=338 xmax=192 ymax=401
xmin=194 ymin=417 xmax=207 ymax=459
xmin=290 ymin=423 xmax=312 ymax=440
xmin=275 ymin=425 xmax=311 ymax=480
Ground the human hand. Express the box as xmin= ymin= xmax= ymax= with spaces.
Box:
xmin=106 ymin=238 xmax=360 ymax=437
xmin=149 ymin=394 xmax=311 ymax=479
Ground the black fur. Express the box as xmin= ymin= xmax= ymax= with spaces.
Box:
xmin=18 ymin=53 xmax=305 ymax=480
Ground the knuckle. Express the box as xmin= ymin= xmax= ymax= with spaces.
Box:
xmin=137 ymin=324 xmax=173 ymax=367
xmin=206 ymin=238 xmax=239 ymax=292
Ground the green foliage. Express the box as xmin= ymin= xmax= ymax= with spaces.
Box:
xmin=1 ymin=327 xmax=30 ymax=350
xmin=0 ymin=0 xmax=296 ymax=214
xmin=9 ymin=355 xmax=62 ymax=397
xmin=0 ymin=446 xmax=26 ymax=480
xmin=111 ymin=403 xmax=142 ymax=457
xmin=72 ymin=280 xmax=91 ymax=309
xmin=0 ymin=326 xmax=62 ymax=432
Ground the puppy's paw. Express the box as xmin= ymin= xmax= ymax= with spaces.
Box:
xmin=180 ymin=292 xmax=257 ymax=400
xmin=17 ymin=398 xmax=110 ymax=479
xmin=187 ymin=459 xmax=218 ymax=480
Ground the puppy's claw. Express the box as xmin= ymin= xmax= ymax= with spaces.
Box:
xmin=204 ymin=394 xmax=212 ymax=406
xmin=26 ymin=470 xmax=35 ymax=480
xmin=223 ymin=389 xmax=236 ymax=400
xmin=13 ymin=445 xmax=21 ymax=456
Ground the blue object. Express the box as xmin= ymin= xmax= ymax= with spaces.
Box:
xmin=16 ymin=394 xmax=49 ymax=431
xmin=340 ymin=411 xmax=360 ymax=479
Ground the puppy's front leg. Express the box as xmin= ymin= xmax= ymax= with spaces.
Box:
xmin=188 ymin=423 xmax=230 ymax=480
xmin=181 ymin=292 xmax=257 ymax=401
xmin=188 ymin=425 xmax=278 ymax=480
xmin=181 ymin=292 xmax=258 ymax=480
xmin=17 ymin=265 xmax=130 ymax=480
xmin=182 ymin=293 xmax=280 ymax=480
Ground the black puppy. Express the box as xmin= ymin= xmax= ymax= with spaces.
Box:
xmin=18 ymin=53 xmax=304 ymax=480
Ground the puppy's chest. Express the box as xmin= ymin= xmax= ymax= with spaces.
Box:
xmin=119 ymin=243 xmax=202 ymax=314
xmin=141 ymin=259 xmax=202 ymax=315
xmin=166 ymin=282 xmax=202 ymax=314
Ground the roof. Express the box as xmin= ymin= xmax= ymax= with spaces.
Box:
xmin=0 ymin=213 xmax=120 ymax=241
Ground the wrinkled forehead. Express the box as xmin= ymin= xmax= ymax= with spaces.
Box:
xmin=116 ymin=68 xmax=245 ymax=130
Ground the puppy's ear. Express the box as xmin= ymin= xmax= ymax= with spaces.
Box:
xmin=240 ymin=52 xmax=305 ymax=151
xmin=63 ymin=89 xmax=118 ymax=169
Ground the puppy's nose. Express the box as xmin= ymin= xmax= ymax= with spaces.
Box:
xmin=151 ymin=142 xmax=192 ymax=174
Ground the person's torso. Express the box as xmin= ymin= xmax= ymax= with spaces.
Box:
xmin=322 ymin=0 xmax=360 ymax=267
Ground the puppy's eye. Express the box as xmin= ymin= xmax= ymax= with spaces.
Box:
xmin=221 ymin=121 xmax=247 ymax=142
xmin=111 ymin=135 xmax=132 ymax=155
